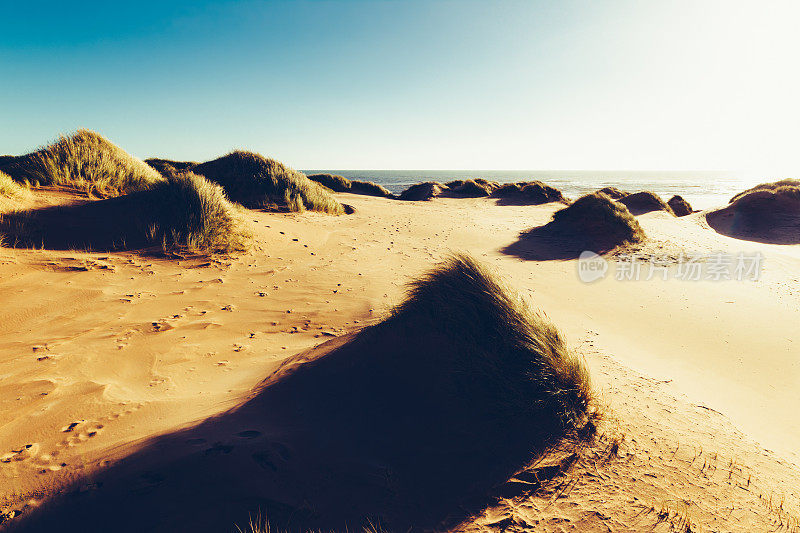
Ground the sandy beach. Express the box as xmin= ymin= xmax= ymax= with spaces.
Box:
xmin=1 ymin=186 xmax=799 ymax=531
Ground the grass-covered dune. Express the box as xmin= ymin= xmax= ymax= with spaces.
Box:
xmin=503 ymin=192 xmax=645 ymax=260
xmin=192 ymin=151 xmax=344 ymax=213
xmin=307 ymin=173 xmax=394 ymax=198
xmin=596 ymin=186 xmax=628 ymax=199
xmin=398 ymin=181 xmax=448 ymax=201
xmin=708 ymin=181 xmax=800 ymax=244
xmin=667 ymin=195 xmax=693 ymax=216
xmin=551 ymin=192 xmax=645 ymax=247
xmin=10 ymin=255 xmax=593 ymax=532
xmin=729 ymin=179 xmax=800 ymax=203
xmin=0 ymin=172 xmax=241 ymax=253
xmin=0 ymin=130 xmax=162 ymax=196
xmin=446 ymin=178 xmax=498 ymax=197
xmin=618 ymin=191 xmax=674 ymax=216
xmin=493 ymin=181 xmax=566 ymax=205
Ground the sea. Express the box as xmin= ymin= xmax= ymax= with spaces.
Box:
xmin=301 ymin=170 xmax=783 ymax=211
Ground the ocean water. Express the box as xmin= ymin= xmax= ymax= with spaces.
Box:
xmin=301 ymin=170 xmax=779 ymax=211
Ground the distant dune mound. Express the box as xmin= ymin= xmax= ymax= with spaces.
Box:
xmin=596 ymin=186 xmax=628 ymax=200
xmin=399 ymin=181 xmax=448 ymax=201
xmin=446 ymin=178 xmax=498 ymax=197
xmin=667 ymin=195 xmax=693 ymax=216
xmin=707 ymin=182 xmax=800 ymax=244
xmin=0 ymin=172 xmax=241 ymax=253
xmin=503 ymin=192 xmax=645 ymax=260
xmin=729 ymin=179 xmax=800 ymax=203
xmin=618 ymin=191 xmax=674 ymax=216
xmin=493 ymin=181 xmax=566 ymax=205
xmin=11 ymin=255 xmax=592 ymax=532
xmin=307 ymin=173 xmax=393 ymax=198
xmin=145 ymin=158 xmax=198 ymax=176
xmin=0 ymin=130 xmax=162 ymax=196
xmin=192 ymin=151 xmax=343 ymax=213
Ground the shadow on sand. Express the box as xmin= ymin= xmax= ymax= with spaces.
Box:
xmin=11 ymin=257 xmax=591 ymax=533
xmin=706 ymin=200 xmax=800 ymax=245
xmin=501 ymin=223 xmax=625 ymax=261
xmin=0 ymin=197 xmax=159 ymax=252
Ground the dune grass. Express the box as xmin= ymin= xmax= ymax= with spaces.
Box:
xmin=729 ymin=179 xmax=800 ymax=203
xmin=596 ymin=186 xmax=628 ymax=200
xmin=0 ymin=130 xmax=162 ymax=196
xmin=192 ymin=151 xmax=344 ymax=214
xmin=392 ymin=254 xmax=593 ymax=433
xmin=552 ymin=192 xmax=645 ymax=247
xmin=446 ymin=178 xmax=498 ymax=197
xmin=307 ymin=173 xmax=393 ymax=198
xmin=619 ymin=191 xmax=674 ymax=215
xmin=668 ymin=195 xmax=693 ymax=216
xmin=398 ymin=181 xmax=448 ymax=201
xmin=493 ymin=181 xmax=566 ymax=204
xmin=0 ymin=172 xmax=242 ymax=253
xmin=0 ymin=171 xmax=32 ymax=201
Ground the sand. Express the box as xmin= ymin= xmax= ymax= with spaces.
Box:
xmin=1 ymin=191 xmax=799 ymax=531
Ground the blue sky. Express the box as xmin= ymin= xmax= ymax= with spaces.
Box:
xmin=1 ymin=0 xmax=798 ymax=171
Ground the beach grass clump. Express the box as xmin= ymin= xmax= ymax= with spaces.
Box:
xmin=596 ymin=187 xmax=628 ymax=200
xmin=493 ymin=181 xmax=566 ymax=204
xmin=399 ymin=181 xmax=448 ymax=201
xmin=667 ymin=195 xmax=693 ymax=216
xmin=551 ymin=192 xmax=645 ymax=248
xmin=392 ymin=254 xmax=593 ymax=435
xmin=0 ymin=172 xmax=242 ymax=253
xmin=707 ymin=181 xmax=800 ymax=244
xmin=447 ymin=178 xmax=498 ymax=197
xmin=0 ymin=171 xmax=32 ymax=202
xmin=619 ymin=191 xmax=674 ymax=215
xmin=308 ymin=173 xmax=393 ymax=198
xmin=0 ymin=130 xmax=162 ymax=196
xmin=729 ymin=179 xmax=800 ymax=203
xmin=193 ymin=151 xmax=343 ymax=214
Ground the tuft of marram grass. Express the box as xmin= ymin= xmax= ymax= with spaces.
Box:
xmin=392 ymin=254 xmax=593 ymax=433
xmin=729 ymin=179 xmax=800 ymax=203
xmin=552 ymin=192 xmax=645 ymax=248
xmin=667 ymin=195 xmax=693 ymax=216
xmin=0 ymin=170 xmax=32 ymax=202
xmin=193 ymin=151 xmax=344 ymax=214
xmin=0 ymin=172 xmax=243 ymax=253
xmin=308 ymin=173 xmax=393 ymax=198
xmin=0 ymin=129 xmax=162 ymax=196
xmin=619 ymin=191 xmax=675 ymax=215
xmin=138 ymin=171 xmax=243 ymax=252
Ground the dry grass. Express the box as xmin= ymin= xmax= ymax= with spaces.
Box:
xmin=551 ymin=192 xmax=646 ymax=248
xmin=668 ymin=195 xmax=693 ymax=216
xmin=393 ymin=254 xmax=593 ymax=433
xmin=618 ymin=191 xmax=675 ymax=216
xmin=0 ymin=172 xmax=242 ymax=253
xmin=0 ymin=171 xmax=32 ymax=201
xmin=0 ymin=130 xmax=162 ymax=196
xmin=707 ymin=181 xmax=800 ymax=244
xmin=307 ymin=173 xmax=393 ymax=198
xmin=446 ymin=179 xmax=498 ymax=197
xmin=730 ymin=179 xmax=800 ymax=203
xmin=398 ymin=181 xmax=447 ymax=201
xmin=193 ymin=151 xmax=344 ymax=213
xmin=596 ymin=186 xmax=628 ymax=199
xmin=493 ymin=181 xmax=566 ymax=204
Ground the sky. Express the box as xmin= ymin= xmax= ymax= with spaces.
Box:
xmin=1 ymin=0 xmax=798 ymax=172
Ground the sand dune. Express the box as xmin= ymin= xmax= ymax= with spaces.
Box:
xmin=707 ymin=181 xmax=800 ymax=244
xmin=1 ymin=192 xmax=799 ymax=532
